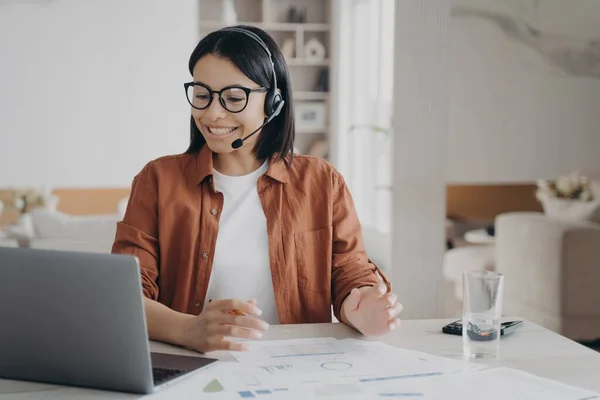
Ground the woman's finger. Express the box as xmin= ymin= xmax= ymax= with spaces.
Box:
xmin=388 ymin=317 xmax=401 ymax=331
xmin=387 ymin=302 xmax=403 ymax=318
xmin=373 ymin=291 xmax=397 ymax=310
xmin=371 ymin=283 xmax=387 ymax=298
xmin=205 ymin=336 xmax=249 ymax=352
xmin=215 ymin=324 xmax=264 ymax=340
xmin=208 ymin=298 xmax=263 ymax=316
xmin=216 ymin=313 xmax=270 ymax=332
xmin=386 ymin=293 xmax=397 ymax=306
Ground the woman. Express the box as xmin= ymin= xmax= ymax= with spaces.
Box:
xmin=112 ymin=26 xmax=402 ymax=353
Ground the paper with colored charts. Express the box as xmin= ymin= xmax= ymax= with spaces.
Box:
xmin=189 ymin=365 xmax=600 ymax=400
xmin=189 ymin=337 xmax=475 ymax=398
xmin=167 ymin=338 xmax=598 ymax=399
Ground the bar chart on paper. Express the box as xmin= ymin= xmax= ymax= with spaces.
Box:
xmin=258 ymin=364 xmax=293 ymax=374
xmin=234 ymin=337 xmax=344 ymax=361
xmin=237 ymin=388 xmax=290 ymax=398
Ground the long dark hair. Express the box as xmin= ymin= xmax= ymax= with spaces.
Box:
xmin=185 ymin=25 xmax=295 ymax=165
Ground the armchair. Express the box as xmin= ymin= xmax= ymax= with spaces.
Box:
xmin=495 ymin=212 xmax=600 ymax=342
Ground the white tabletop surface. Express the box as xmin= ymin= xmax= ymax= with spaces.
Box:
xmin=1 ymin=318 xmax=600 ymax=398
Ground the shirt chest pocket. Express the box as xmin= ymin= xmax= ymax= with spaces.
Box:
xmin=294 ymin=227 xmax=332 ymax=293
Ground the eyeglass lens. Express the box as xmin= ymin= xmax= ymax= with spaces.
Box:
xmin=186 ymin=85 xmax=248 ymax=112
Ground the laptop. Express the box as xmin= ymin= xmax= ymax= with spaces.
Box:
xmin=0 ymin=247 xmax=217 ymax=394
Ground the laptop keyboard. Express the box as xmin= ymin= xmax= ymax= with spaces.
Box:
xmin=152 ymin=367 xmax=185 ymax=385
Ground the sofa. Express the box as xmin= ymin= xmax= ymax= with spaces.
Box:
xmin=442 ymin=243 xmax=496 ymax=317
xmin=495 ymin=212 xmax=600 ymax=342
xmin=27 ymin=213 xmax=119 ymax=254
xmin=4 ymin=204 xmax=125 ymax=254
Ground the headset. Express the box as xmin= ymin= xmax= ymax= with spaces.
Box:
xmin=220 ymin=26 xmax=285 ymax=123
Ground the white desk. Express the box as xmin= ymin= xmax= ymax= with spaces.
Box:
xmin=2 ymin=318 xmax=600 ymax=398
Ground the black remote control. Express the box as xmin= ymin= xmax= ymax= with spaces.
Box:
xmin=442 ymin=319 xmax=523 ymax=341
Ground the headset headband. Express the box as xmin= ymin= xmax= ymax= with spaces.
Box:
xmin=220 ymin=27 xmax=278 ymax=93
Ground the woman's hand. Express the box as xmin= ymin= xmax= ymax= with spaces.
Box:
xmin=179 ymin=299 xmax=269 ymax=353
xmin=341 ymin=284 xmax=402 ymax=337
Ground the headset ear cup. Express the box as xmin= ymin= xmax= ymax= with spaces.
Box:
xmin=264 ymin=90 xmax=275 ymax=117
xmin=264 ymin=90 xmax=284 ymax=118
xmin=271 ymin=93 xmax=284 ymax=117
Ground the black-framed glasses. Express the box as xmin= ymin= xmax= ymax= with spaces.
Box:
xmin=184 ymin=82 xmax=268 ymax=113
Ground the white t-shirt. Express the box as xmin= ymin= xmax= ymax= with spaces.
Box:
xmin=204 ymin=161 xmax=280 ymax=325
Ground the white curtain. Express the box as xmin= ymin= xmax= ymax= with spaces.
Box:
xmin=337 ymin=0 xmax=395 ymax=232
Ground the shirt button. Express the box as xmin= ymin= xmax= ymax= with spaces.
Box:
xmin=202 ymin=252 xmax=209 ymax=259
xmin=194 ymin=300 xmax=202 ymax=308
xmin=210 ymin=208 xmax=218 ymax=215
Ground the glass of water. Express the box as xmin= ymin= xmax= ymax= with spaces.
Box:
xmin=462 ymin=270 xmax=504 ymax=359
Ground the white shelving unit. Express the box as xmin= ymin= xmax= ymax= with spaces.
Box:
xmin=198 ymin=0 xmax=334 ymax=160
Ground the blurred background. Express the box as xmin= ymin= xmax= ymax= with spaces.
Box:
xmin=1 ymin=0 xmax=599 ymax=340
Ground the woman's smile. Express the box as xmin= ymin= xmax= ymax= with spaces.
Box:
xmin=202 ymin=123 xmax=241 ymax=139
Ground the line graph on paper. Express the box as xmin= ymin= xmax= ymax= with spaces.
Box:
xmin=231 ymin=338 xmax=343 ymax=364
xmin=266 ymin=343 xmax=344 ymax=358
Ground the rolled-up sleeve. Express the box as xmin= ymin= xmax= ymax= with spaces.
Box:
xmin=330 ymin=172 xmax=391 ymax=321
xmin=111 ymin=165 xmax=160 ymax=300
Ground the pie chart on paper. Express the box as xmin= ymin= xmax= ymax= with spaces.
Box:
xmin=203 ymin=379 xmax=225 ymax=393
xmin=320 ymin=361 xmax=353 ymax=371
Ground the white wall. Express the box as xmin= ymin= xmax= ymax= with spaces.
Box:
xmin=391 ymin=0 xmax=450 ymax=319
xmin=448 ymin=0 xmax=600 ymax=183
xmin=0 ymin=1 xmax=199 ymax=187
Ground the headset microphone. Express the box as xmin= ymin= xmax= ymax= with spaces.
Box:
xmin=230 ymin=100 xmax=284 ymax=149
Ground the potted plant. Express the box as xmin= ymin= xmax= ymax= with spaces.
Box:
xmin=536 ymin=172 xmax=600 ymax=222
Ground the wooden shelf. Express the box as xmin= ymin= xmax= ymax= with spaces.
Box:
xmin=294 ymin=92 xmax=329 ymax=100
xmin=200 ymin=21 xmax=330 ymax=32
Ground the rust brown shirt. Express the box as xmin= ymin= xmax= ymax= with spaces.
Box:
xmin=112 ymin=145 xmax=390 ymax=324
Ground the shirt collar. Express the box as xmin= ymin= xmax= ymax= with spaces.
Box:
xmin=192 ymin=144 xmax=289 ymax=185
xmin=265 ymin=154 xmax=290 ymax=184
